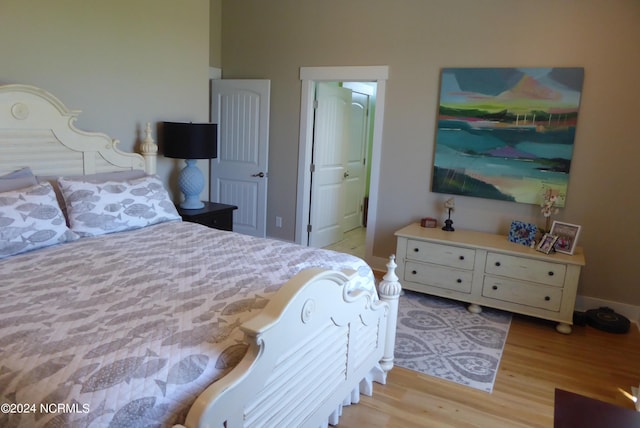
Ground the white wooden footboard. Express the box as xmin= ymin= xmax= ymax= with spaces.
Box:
xmin=184 ymin=257 xmax=401 ymax=428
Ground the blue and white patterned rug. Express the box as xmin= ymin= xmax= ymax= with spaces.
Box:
xmin=394 ymin=290 xmax=511 ymax=392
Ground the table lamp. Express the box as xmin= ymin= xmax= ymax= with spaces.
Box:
xmin=163 ymin=122 xmax=217 ymax=209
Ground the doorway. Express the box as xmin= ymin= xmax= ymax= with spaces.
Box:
xmin=295 ymin=66 xmax=389 ymax=266
xmin=309 ymin=81 xmax=374 ymax=254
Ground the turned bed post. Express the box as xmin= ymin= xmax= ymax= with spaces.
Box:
xmin=140 ymin=122 xmax=158 ymax=175
xmin=377 ymin=255 xmax=402 ymax=375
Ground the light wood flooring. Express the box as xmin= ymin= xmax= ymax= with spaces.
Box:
xmin=323 ymin=226 xmax=639 ymax=427
xmin=323 ymin=227 xmax=366 ymax=259
xmin=338 ymin=313 xmax=640 ymax=427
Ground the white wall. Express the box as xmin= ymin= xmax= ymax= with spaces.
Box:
xmin=0 ymin=0 xmax=211 ymax=201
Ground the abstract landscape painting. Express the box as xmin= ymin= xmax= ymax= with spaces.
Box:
xmin=432 ymin=67 xmax=584 ymax=206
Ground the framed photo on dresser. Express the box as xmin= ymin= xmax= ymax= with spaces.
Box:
xmin=550 ymin=221 xmax=582 ymax=255
xmin=536 ymin=233 xmax=559 ymax=254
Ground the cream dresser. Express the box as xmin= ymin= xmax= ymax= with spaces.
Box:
xmin=395 ymin=223 xmax=586 ymax=333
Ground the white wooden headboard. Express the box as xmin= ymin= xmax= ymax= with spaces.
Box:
xmin=0 ymin=84 xmax=157 ymax=176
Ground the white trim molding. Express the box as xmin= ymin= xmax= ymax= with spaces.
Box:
xmin=209 ymin=67 xmax=222 ymax=80
xmin=300 ymin=66 xmax=389 ymax=81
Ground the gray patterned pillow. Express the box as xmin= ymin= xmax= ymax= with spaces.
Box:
xmin=37 ymin=169 xmax=149 ymax=224
xmin=58 ymin=175 xmax=181 ymax=237
xmin=0 ymin=182 xmax=79 ymax=259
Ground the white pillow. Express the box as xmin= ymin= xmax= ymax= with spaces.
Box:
xmin=58 ymin=175 xmax=181 ymax=237
xmin=0 ymin=182 xmax=79 ymax=258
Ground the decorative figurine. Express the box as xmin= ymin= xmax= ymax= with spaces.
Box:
xmin=442 ymin=197 xmax=455 ymax=231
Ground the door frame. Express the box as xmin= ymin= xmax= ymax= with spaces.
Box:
xmin=296 ymin=66 xmax=388 ymax=267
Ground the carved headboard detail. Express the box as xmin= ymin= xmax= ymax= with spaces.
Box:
xmin=0 ymin=84 xmax=157 ymax=176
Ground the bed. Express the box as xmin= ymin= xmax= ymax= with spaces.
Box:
xmin=0 ymin=84 xmax=402 ymax=428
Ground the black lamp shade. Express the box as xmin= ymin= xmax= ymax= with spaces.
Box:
xmin=163 ymin=122 xmax=217 ymax=159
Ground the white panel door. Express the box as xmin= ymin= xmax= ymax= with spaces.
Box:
xmin=343 ymin=90 xmax=369 ymax=232
xmin=210 ymin=79 xmax=270 ymax=237
xmin=308 ymin=83 xmax=351 ymax=248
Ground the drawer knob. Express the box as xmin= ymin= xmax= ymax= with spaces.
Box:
xmin=495 ymin=261 xmax=501 ymax=267
xmin=413 ymin=248 xmax=419 ymax=252
xmin=492 ymin=285 xmax=498 ymax=290
xmin=412 ymin=270 xmax=417 ymax=275
xmin=459 ymin=255 xmax=465 ymax=260
xmin=545 ymin=296 xmax=551 ymax=301
xmin=456 ymin=278 xmax=462 ymax=283
xmin=548 ymin=271 xmax=554 ymax=276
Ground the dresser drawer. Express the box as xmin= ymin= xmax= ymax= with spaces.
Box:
xmin=485 ymin=252 xmax=566 ymax=287
xmin=406 ymin=239 xmax=475 ymax=270
xmin=483 ymin=276 xmax=563 ymax=311
xmin=404 ymin=261 xmax=473 ymax=293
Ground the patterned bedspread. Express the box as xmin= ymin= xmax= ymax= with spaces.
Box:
xmin=0 ymin=221 xmax=375 ymax=427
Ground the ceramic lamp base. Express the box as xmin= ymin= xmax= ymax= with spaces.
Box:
xmin=178 ymin=159 xmax=205 ymax=209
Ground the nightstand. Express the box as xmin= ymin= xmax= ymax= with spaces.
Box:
xmin=176 ymin=201 xmax=238 ymax=231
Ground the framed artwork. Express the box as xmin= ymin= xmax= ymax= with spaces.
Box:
xmin=536 ymin=233 xmax=559 ymax=254
xmin=507 ymin=220 xmax=537 ymax=247
xmin=432 ymin=67 xmax=584 ymax=206
xmin=550 ymin=221 xmax=581 ymax=255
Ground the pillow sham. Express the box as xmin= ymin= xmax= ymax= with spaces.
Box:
xmin=37 ymin=170 xmax=149 ymax=221
xmin=0 ymin=182 xmax=79 ymax=259
xmin=0 ymin=167 xmax=38 ymax=192
xmin=58 ymin=175 xmax=181 ymax=237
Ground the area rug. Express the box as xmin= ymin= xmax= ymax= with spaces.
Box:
xmin=394 ymin=290 xmax=511 ymax=392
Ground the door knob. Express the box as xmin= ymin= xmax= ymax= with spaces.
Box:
xmin=251 ymin=172 xmax=265 ymax=178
